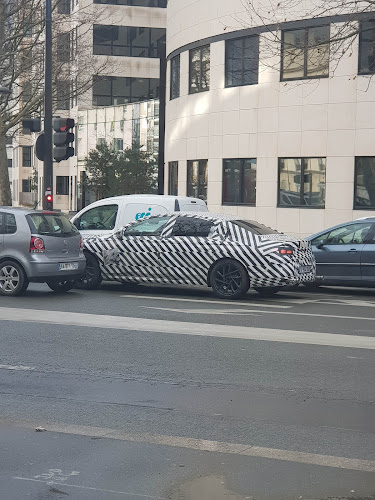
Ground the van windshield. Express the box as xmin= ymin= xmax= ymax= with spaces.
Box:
xmin=27 ymin=213 xmax=79 ymax=238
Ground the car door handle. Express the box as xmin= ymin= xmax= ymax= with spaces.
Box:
xmin=348 ymin=249 xmax=358 ymax=253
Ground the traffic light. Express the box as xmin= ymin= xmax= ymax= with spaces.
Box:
xmin=53 ymin=118 xmax=75 ymax=162
xmin=22 ymin=117 xmax=41 ymax=132
xmin=45 ymin=190 xmax=53 ymax=210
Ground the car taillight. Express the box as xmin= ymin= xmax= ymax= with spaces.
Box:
xmin=278 ymin=246 xmax=294 ymax=255
xmin=30 ymin=236 xmax=45 ymax=253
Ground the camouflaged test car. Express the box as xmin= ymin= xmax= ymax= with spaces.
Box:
xmin=80 ymin=212 xmax=316 ymax=299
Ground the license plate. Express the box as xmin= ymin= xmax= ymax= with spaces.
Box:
xmin=298 ymin=265 xmax=313 ymax=274
xmin=59 ymin=262 xmax=78 ymax=271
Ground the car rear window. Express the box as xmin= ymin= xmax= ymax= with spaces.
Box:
xmin=27 ymin=213 xmax=79 ymax=238
xmin=234 ymin=220 xmax=279 ymax=235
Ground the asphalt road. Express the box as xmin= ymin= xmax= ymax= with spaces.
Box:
xmin=0 ymin=282 xmax=375 ymax=500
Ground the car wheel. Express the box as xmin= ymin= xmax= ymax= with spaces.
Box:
xmin=78 ymin=252 xmax=102 ymax=290
xmin=0 ymin=261 xmax=29 ymax=296
xmin=254 ymin=286 xmax=281 ymax=296
xmin=46 ymin=280 xmax=76 ymax=293
xmin=210 ymin=259 xmax=250 ymax=299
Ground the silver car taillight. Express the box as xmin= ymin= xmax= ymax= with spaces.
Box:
xmin=30 ymin=236 xmax=45 ymax=253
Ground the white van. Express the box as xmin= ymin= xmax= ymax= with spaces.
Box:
xmin=71 ymin=194 xmax=208 ymax=238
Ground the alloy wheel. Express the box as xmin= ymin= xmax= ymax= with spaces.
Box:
xmin=0 ymin=265 xmax=20 ymax=293
xmin=213 ymin=263 xmax=243 ymax=297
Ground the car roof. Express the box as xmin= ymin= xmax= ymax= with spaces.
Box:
xmin=0 ymin=206 xmax=64 ymax=216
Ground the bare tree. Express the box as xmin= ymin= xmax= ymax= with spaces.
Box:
xmin=238 ymin=0 xmax=375 ymax=78
xmin=0 ymin=0 xmax=112 ymax=205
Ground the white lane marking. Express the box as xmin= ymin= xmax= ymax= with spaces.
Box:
xmin=316 ymin=299 xmax=375 ymax=308
xmin=120 ymin=294 xmax=291 ymax=309
xmin=0 ymin=364 xmax=35 ymax=371
xmin=141 ymin=305 xmax=375 ymax=323
xmin=0 ymin=306 xmax=374 ymax=350
xmin=9 ymin=422 xmax=375 ymax=473
xmin=13 ymin=477 xmax=166 ymax=499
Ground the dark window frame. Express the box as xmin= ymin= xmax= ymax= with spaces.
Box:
xmin=93 ymin=0 xmax=167 ymax=6
xmin=57 ymin=0 xmax=71 ymax=14
xmin=168 ymin=161 xmax=178 ymax=195
xmin=354 ymin=156 xmax=375 ymax=210
xmin=225 ymin=35 xmax=259 ymax=88
xmin=56 ymin=176 xmax=70 ymax=195
xmin=93 ymin=75 xmax=160 ymax=105
xmin=222 ymin=158 xmax=257 ymax=206
xmin=280 ymin=25 xmax=330 ymax=82
xmin=170 ymin=54 xmax=180 ymax=100
xmin=93 ymin=25 xmax=166 ymax=58
xmin=22 ymin=146 xmax=32 ymax=167
xmin=189 ymin=45 xmax=210 ymax=94
xmin=22 ymin=178 xmax=31 ymax=193
xmin=187 ymin=159 xmax=207 ymax=201
xmin=57 ymin=32 xmax=71 ymax=63
xmin=358 ymin=19 xmax=375 ymax=75
xmin=278 ymin=157 xmax=326 ymax=209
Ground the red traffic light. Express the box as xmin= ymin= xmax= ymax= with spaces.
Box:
xmin=53 ymin=117 xmax=75 ymax=132
xmin=46 ymin=194 xmax=53 ymax=202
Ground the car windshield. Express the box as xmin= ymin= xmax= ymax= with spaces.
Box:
xmin=234 ymin=220 xmax=279 ymax=235
xmin=27 ymin=213 xmax=79 ymax=237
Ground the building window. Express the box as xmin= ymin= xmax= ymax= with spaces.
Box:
xmin=189 ymin=45 xmax=210 ymax=94
xmin=112 ymin=138 xmax=123 ymax=152
xmin=355 ymin=157 xmax=375 ymax=209
xmin=57 ymin=0 xmax=70 ymax=14
xmin=222 ymin=159 xmax=256 ymax=205
xmin=278 ymin=158 xmax=326 ymax=207
xmin=22 ymin=146 xmax=32 ymax=167
xmin=187 ymin=160 xmax=207 ymax=200
xmin=225 ymin=36 xmax=259 ymax=87
xmin=97 ymin=138 xmax=106 ymax=147
xmin=93 ymin=25 xmax=165 ymax=58
xmin=93 ymin=0 xmax=167 ymax=6
xmin=168 ymin=161 xmax=178 ymax=195
xmin=22 ymin=179 xmax=31 ymax=192
xmin=21 ymin=81 xmax=33 ymax=103
xmin=56 ymin=80 xmax=70 ymax=110
xmin=170 ymin=55 xmax=180 ymax=100
xmin=57 ymin=32 xmax=71 ymax=63
xmin=93 ymin=76 xmax=159 ymax=105
xmin=281 ymin=26 xmax=330 ymax=80
xmin=359 ymin=20 xmax=375 ymax=74
xmin=56 ymin=176 xmax=69 ymax=195
xmin=7 ymin=159 xmax=12 ymax=169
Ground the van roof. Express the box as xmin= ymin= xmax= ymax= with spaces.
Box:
xmin=89 ymin=194 xmax=206 ymax=203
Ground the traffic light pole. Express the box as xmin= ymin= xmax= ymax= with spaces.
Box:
xmin=43 ymin=0 xmax=53 ymax=210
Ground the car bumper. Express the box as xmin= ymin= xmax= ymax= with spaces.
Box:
xmin=27 ymin=257 xmax=86 ymax=282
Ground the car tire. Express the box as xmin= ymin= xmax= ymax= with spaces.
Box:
xmin=210 ymin=259 xmax=250 ymax=300
xmin=78 ymin=252 xmax=102 ymax=290
xmin=0 ymin=260 xmax=29 ymax=296
xmin=46 ymin=280 xmax=76 ymax=293
xmin=253 ymin=286 xmax=281 ymax=296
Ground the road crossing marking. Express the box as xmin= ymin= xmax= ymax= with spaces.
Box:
xmin=6 ymin=420 xmax=375 ymax=473
xmin=120 ymin=294 xmax=291 ymax=308
xmin=141 ymin=305 xmax=375 ymax=323
xmin=0 ymin=306 xmax=374 ymax=350
xmin=0 ymin=364 xmax=35 ymax=371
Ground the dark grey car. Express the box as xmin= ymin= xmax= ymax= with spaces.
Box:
xmin=0 ymin=207 xmax=86 ymax=296
xmin=306 ymin=217 xmax=375 ymax=287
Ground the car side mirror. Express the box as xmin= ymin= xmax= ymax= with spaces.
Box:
xmin=316 ymin=240 xmax=324 ymax=249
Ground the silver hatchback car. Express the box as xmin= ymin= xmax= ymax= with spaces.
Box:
xmin=0 ymin=207 xmax=86 ymax=296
